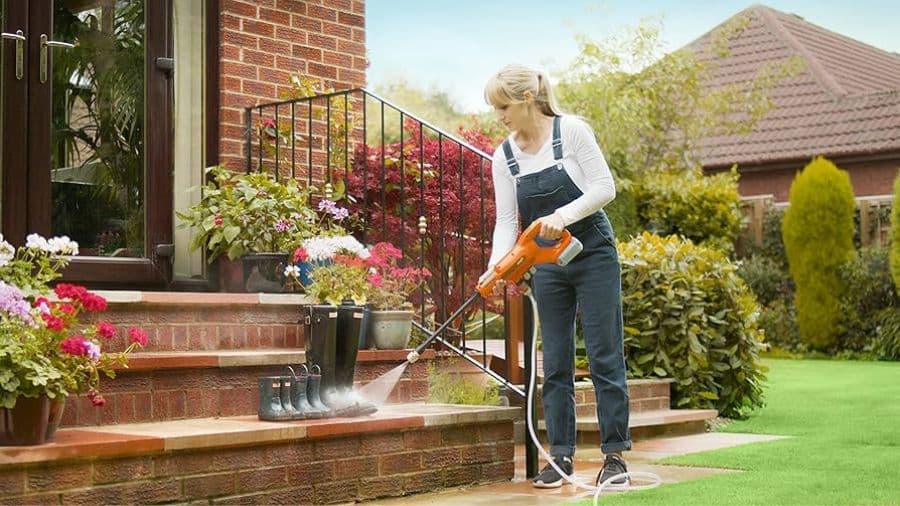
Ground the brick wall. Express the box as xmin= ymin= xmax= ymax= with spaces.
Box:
xmin=0 ymin=423 xmax=514 ymax=504
xmin=218 ymin=0 xmax=367 ymax=170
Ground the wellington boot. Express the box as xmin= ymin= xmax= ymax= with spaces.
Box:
xmin=258 ymin=376 xmax=291 ymax=421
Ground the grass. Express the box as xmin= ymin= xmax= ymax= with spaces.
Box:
xmin=581 ymin=359 xmax=900 ymax=505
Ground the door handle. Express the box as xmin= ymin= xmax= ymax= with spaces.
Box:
xmin=39 ymin=34 xmax=75 ymax=84
xmin=1 ymin=30 xmax=26 ymax=80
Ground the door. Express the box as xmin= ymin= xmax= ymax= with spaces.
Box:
xmin=1 ymin=0 xmax=173 ymax=288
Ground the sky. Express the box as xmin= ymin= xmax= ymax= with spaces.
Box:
xmin=366 ymin=1 xmax=900 ymax=112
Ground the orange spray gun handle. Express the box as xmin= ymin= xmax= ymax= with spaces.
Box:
xmin=476 ymin=221 xmax=583 ymax=298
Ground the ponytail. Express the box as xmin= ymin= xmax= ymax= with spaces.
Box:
xmin=485 ymin=64 xmax=567 ymax=116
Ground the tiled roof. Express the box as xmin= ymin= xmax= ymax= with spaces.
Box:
xmin=688 ymin=4 xmax=900 ymax=168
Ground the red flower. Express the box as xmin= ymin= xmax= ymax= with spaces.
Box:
xmin=56 ymin=302 xmax=76 ymax=315
xmin=41 ymin=313 xmax=65 ymax=332
xmin=54 ymin=283 xmax=87 ymax=301
xmin=33 ymin=296 xmax=51 ymax=309
xmin=128 ymin=327 xmax=149 ymax=347
xmin=87 ymin=390 xmax=107 ymax=407
xmin=214 ymin=214 xmax=224 ymax=227
xmin=60 ymin=336 xmax=89 ymax=356
xmin=80 ymin=292 xmax=108 ymax=312
xmin=334 ymin=254 xmax=365 ymax=268
xmin=96 ymin=321 xmax=117 ymax=339
xmin=293 ymin=247 xmax=309 ymax=264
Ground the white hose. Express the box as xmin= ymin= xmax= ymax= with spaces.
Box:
xmin=524 ymin=291 xmax=662 ymax=505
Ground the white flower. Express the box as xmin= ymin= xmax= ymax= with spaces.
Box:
xmin=48 ymin=236 xmax=79 ymax=256
xmin=0 ymin=235 xmax=14 ymax=268
xmin=302 ymin=235 xmax=370 ymax=262
xmin=25 ymin=233 xmax=50 ymax=252
xmin=284 ymin=265 xmax=301 ymax=278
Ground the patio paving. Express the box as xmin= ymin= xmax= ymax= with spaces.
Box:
xmin=364 ymin=432 xmax=787 ymax=505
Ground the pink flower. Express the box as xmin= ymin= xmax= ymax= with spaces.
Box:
xmin=87 ymin=390 xmax=107 ymax=407
xmin=80 ymin=292 xmax=108 ymax=312
xmin=96 ymin=321 xmax=117 ymax=339
xmin=33 ymin=296 xmax=51 ymax=309
xmin=368 ymin=272 xmax=383 ymax=288
xmin=128 ymin=327 xmax=149 ymax=347
xmin=41 ymin=313 xmax=65 ymax=332
xmin=293 ymin=247 xmax=309 ymax=264
xmin=214 ymin=214 xmax=224 ymax=227
xmin=56 ymin=302 xmax=76 ymax=315
xmin=54 ymin=283 xmax=86 ymax=301
xmin=60 ymin=336 xmax=89 ymax=356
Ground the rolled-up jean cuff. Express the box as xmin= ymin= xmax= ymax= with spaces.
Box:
xmin=601 ymin=440 xmax=632 ymax=454
xmin=550 ymin=445 xmax=575 ymax=459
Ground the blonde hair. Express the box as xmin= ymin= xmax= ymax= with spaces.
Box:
xmin=484 ymin=64 xmax=565 ymax=116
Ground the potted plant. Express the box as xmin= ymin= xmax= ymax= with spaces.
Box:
xmin=363 ymin=242 xmax=431 ymax=350
xmin=176 ymin=165 xmax=320 ymax=292
xmin=0 ymin=234 xmax=146 ymax=445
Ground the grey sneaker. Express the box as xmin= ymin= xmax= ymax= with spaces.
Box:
xmin=596 ymin=454 xmax=630 ymax=490
xmin=532 ymin=455 xmax=573 ymax=489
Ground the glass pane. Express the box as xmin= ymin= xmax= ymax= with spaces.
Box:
xmin=51 ymin=0 xmax=145 ymax=257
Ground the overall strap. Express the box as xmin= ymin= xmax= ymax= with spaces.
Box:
xmin=551 ymin=115 xmax=563 ymax=161
xmin=501 ymin=139 xmax=520 ymax=176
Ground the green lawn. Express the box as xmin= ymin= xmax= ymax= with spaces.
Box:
xmin=584 ymin=359 xmax=900 ymax=505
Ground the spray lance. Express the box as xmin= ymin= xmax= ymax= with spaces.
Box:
xmin=405 ymin=220 xmax=583 ymax=366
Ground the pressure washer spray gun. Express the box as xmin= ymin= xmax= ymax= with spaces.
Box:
xmin=405 ymin=220 xmax=583 ymax=365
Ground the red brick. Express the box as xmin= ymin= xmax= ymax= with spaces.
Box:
xmin=221 ymin=91 xmax=257 ymax=109
xmin=276 ymin=55 xmax=307 ymax=74
xmin=461 ymin=444 xmax=496 ymax=464
xmin=359 ymin=476 xmax=402 ymax=500
xmin=403 ymin=470 xmax=442 ymax=494
xmin=378 ymin=453 xmax=421 ymax=475
xmin=218 ymin=387 xmax=255 ymax=416
xmin=238 ymin=486 xmax=315 ymax=505
xmin=222 ymin=0 xmax=258 ymax=18
xmin=443 ymin=427 xmax=478 ymax=446
xmin=61 ymin=479 xmax=181 ymax=505
xmin=403 ymin=429 xmax=441 ymax=449
xmin=338 ymin=68 xmax=365 ymax=85
xmin=0 ymin=493 xmax=60 ymax=505
xmin=183 ymin=472 xmax=236 ymax=499
xmin=352 ymin=27 xmax=364 ymax=43
xmin=323 ymin=50 xmax=352 ymax=68
xmin=308 ymin=4 xmax=337 ymax=21
xmin=442 ymin=464 xmax=481 ymax=487
xmin=26 ymin=463 xmax=92 ymax=492
xmin=235 ymin=467 xmax=288 ymax=494
xmin=264 ymin=442 xmax=314 ymax=466
xmin=309 ymin=62 xmax=337 ymax=80
xmin=352 ymin=1 xmax=364 ymax=15
xmin=337 ymin=11 xmax=363 ymax=27
xmin=314 ymin=437 xmax=360 ymax=460
xmin=242 ymin=19 xmax=275 ymax=38
xmin=361 ymin=433 xmax=405 ymax=455
xmin=482 ymin=461 xmax=515 ymax=481
xmin=221 ymin=29 xmax=258 ymax=50
xmin=242 ymin=48 xmax=275 ymax=67
xmin=353 ymin=56 xmax=368 ymax=71
xmin=169 ymin=390 xmax=187 ymax=419
xmin=337 ymin=38 xmax=364 ymax=56
xmin=308 ymin=33 xmax=337 ymax=51
xmin=314 ymin=480 xmax=358 ymax=504
xmin=99 ymin=395 xmax=118 ymax=424
xmin=243 ymin=80 xmax=278 ymax=98
xmin=287 ymin=461 xmax=334 ymax=486
xmin=276 ymin=0 xmax=306 ymax=15
xmin=259 ymin=7 xmax=291 ymax=26
xmin=322 ymin=21 xmax=351 ymax=40
xmin=93 ymin=457 xmax=153 ymax=485
xmin=0 ymin=470 xmax=25 ymax=496
xmin=154 ymin=452 xmax=215 ymax=477
xmin=258 ymin=37 xmax=292 ymax=56
xmin=327 ymin=0 xmax=353 ymax=11
xmin=480 ymin=423 xmax=513 ymax=443
xmin=424 ymin=448 xmax=461 ymax=468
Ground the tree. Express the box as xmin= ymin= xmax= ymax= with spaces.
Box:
xmin=782 ymin=157 xmax=856 ymax=350
xmin=891 ymin=172 xmax=900 ymax=292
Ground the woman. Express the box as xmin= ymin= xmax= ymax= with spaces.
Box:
xmin=483 ymin=64 xmax=631 ymax=489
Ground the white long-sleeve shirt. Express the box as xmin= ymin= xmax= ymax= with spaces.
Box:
xmin=488 ymin=115 xmax=616 ymax=267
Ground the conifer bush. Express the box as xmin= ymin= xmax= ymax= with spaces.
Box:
xmin=890 ymin=172 xmax=900 ymax=292
xmin=781 ymin=157 xmax=856 ymax=350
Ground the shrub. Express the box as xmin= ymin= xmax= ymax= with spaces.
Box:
xmin=891 ymin=173 xmax=900 ymax=291
xmin=874 ymin=308 xmax=900 ymax=360
xmin=426 ymin=360 xmax=501 ymax=406
xmin=737 ymin=255 xmax=792 ymax=306
xmin=782 ymin=157 xmax=856 ymax=350
xmin=837 ymin=247 xmax=898 ymax=352
xmin=758 ymin=298 xmax=802 ymax=352
xmin=619 ymin=232 xmax=766 ymax=418
xmin=633 ymin=168 xmax=742 ymax=252
xmin=605 ymin=185 xmax=641 ymax=241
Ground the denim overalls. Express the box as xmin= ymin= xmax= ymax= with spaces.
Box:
xmin=502 ymin=116 xmax=631 ymax=456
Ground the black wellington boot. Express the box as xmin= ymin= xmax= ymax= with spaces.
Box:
xmin=333 ymin=303 xmax=377 ymax=417
xmin=258 ymin=376 xmax=291 ymax=421
xmin=305 ymin=305 xmax=338 ymax=404
xmin=306 ymin=364 xmax=334 ymax=417
xmin=278 ymin=376 xmax=299 ymax=419
xmin=287 ymin=365 xmax=326 ymax=419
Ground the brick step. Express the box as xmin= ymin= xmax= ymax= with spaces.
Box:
xmin=509 ymin=378 xmax=675 ymax=416
xmin=535 ymin=408 xmax=719 ymax=444
xmin=61 ymin=349 xmax=437 ymax=428
xmin=90 ymin=291 xmax=310 ymax=352
xmin=0 ymin=404 xmax=518 ymax=505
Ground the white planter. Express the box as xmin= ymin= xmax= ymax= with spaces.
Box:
xmin=368 ymin=309 xmax=414 ymax=349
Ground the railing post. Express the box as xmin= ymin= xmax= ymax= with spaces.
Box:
xmin=518 ymin=293 xmax=538 ymax=479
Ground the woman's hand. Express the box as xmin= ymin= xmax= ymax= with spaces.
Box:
xmin=535 ymin=212 xmax=565 ymax=240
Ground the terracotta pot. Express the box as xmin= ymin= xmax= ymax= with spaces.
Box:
xmin=0 ymin=395 xmax=51 ymax=446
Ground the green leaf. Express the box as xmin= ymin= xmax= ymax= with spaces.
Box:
xmin=223 ymin=225 xmax=241 ymax=243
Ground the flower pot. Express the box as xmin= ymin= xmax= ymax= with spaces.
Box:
xmin=217 ymin=256 xmax=245 ymax=292
xmin=0 ymin=395 xmax=51 ymax=446
xmin=242 ymin=253 xmax=289 ymax=293
xmin=368 ymin=309 xmax=415 ymax=349
xmin=45 ymin=397 xmax=67 ymax=441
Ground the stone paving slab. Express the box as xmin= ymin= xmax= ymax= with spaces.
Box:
xmin=364 ymin=432 xmax=788 ymax=505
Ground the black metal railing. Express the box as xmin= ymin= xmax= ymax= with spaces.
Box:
xmin=245 ymin=88 xmax=510 ymax=377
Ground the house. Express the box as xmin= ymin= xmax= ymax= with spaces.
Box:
xmin=691 ymin=4 xmax=900 ymax=203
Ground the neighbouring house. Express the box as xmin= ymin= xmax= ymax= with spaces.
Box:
xmin=690 ymin=4 xmax=900 ymax=203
